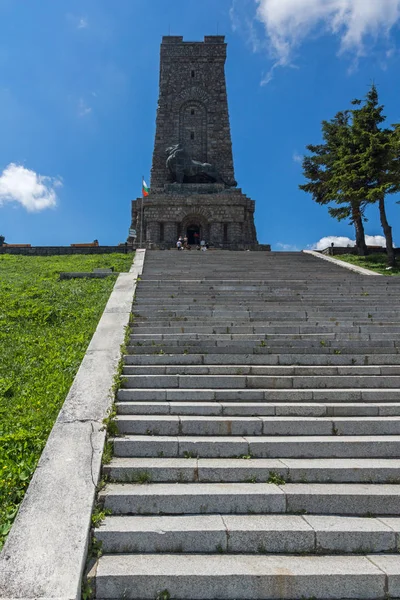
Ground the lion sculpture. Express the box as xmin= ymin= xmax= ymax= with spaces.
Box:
xmin=166 ymin=144 xmax=237 ymax=187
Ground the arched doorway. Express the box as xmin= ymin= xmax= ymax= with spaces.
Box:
xmin=186 ymin=224 xmax=201 ymax=245
xmin=178 ymin=213 xmax=210 ymax=246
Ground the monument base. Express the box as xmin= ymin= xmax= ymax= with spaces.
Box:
xmin=129 ymin=185 xmax=268 ymax=250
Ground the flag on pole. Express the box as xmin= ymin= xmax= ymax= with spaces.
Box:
xmin=142 ymin=179 xmax=149 ymax=197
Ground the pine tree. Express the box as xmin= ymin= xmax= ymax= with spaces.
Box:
xmin=301 ymin=85 xmax=400 ymax=263
xmin=350 ymin=85 xmax=400 ymax=267
xmin=300 ymin=111 xmax=368 ymax=255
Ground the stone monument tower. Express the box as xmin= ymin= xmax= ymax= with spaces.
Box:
xmin=130 ymin=35 xmax=266 ymax=249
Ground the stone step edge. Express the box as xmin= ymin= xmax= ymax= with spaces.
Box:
xmin=116 ymin=389 xmax=400 ymax=402
xmin=95 ymin=513 xmax=400 ymax=555
xmin=123 ymin=354 xmax=400 ymax=366
xmin=115 ymin=401 xmax=400 ymax=417
xmin=120 ymin=375 xmax=400 ymax=390
xmin=122 ymin=365 xmax=400 ymax=372
xmin=104 ymin=456 xmax=400 ymax=484
xmin=90 ymin=553 xmax=396 ymax=600
xmin=115 ymin=414 xmax=400 ymax=436
xmin=112 ymin=434 xmax=400 ymax=459
xmin=99 ymin=482 xmax=400 ymax=516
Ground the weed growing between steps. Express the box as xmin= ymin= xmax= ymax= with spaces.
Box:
xmin=156 ymin=591 xmax=171 ymax=600
xmin=0 ymin=253 xmax=133 ymax=550
xmin=335 ymin=253 xmax=400 ymax=275
xmin=267 ymin=471 xmax=286 ymax=485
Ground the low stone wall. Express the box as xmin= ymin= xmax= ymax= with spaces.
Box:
xmin=321 ymin=246 xmax=400 ymax=257
xmin=0 ymin=245 xmax=135 ymax=256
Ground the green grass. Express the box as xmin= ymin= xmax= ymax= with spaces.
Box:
xmin=334 ymin=253 xmax=400 ymax=276
xmin=0 ymin=253 xmax=133 ymax=549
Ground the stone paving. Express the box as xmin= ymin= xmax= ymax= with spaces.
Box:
xmin=90 ymin=251 xmax=400 ymax=599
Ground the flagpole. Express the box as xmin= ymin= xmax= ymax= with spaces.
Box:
xmin=140 ymin=175 xmax=144 ymax=248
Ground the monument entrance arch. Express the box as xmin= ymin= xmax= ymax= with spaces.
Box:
xmin=186 ymin=224 xmax=200 ymax=245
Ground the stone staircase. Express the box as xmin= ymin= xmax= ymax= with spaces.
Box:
xmin=90 ymin=251 xmax=400 ymax=599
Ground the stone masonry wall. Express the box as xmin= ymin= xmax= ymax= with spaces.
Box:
xmin=129 ymin=35 xmax=266 ymax=250
xmin=131 ymin=185 xmax=258 ymax=247
xmin=150 ymin=36 xmax=235 ymax=191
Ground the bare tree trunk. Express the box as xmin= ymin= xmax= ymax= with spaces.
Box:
xmin=378 ymin=196 xmax=396 ymax=267
xmin=352 ymin=205 xmax=368 ymax=256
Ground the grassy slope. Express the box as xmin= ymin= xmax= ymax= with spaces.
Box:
xmin=0 ymin=253 xmax=133 ymax=548
xmin=334 ymin=253 xmax=400 ymax=276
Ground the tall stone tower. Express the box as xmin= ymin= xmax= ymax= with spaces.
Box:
xmin=130 ymin=35 xmax=266 ymax=250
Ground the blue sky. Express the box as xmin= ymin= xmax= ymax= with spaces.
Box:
xmin=0 ymin=0 xmax=399 ymax=250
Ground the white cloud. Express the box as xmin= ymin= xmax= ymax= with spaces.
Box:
xmin=242 ymin=0 xmax=400 ymax=81
xmin=78 ymin=98 xmax=92 ymax=117
xmin=293 ymin=152 xmax=303 ymax=164
xmin=276 ymin=242 xmax=301 ymax=251
xmin=310 ymin=235 xmax=390 ymax=250
xmin=310 ymin=236 xmax=356 ymax=250
xmin=66 ymin=14 xmax=89 ymax=30
xmin=365 ymin=235 xmax=391 ymax=247
xmin=0 ymin=163 xmax=61 ymax=212
xmin=230 ymin=0 xmax=268 ymax=55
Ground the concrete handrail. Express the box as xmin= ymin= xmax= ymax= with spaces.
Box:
xmin=303 ymin=250 xmax=383 ymax=276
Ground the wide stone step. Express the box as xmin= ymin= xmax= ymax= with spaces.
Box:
xmin=137 ymin=277 xmax=393 ymax=284
xmin=122 ymin=364 xmax=400 ymax=375
xmin=117 ymin=388 xmax=400 ymax=403
xmin=134 ymin=300 xmax=399 ymax=309
xmin=130 ymin=333 xmax=400 ymax=343
xmin=133 ymin=324 xmax=400 ymax=335
xmin=129 ymin=337 xmax=400 ymax=347
xmin=137 ymin=304 xmax=399 ymax=312
xmin=137 ymin=298 xmax=400 ymax=308
xmin=91 ymin=553 xmax=397 ymax=599
xmin=136 ymin=279 xmax=392 ymax=286
xmin=136 ymin=291 xmax=398 ymax=298
xmin=99 ymin=482 xmax=400 ymax=515
xmin=127 ymin=343 xmax=398 ymax=355
xmin=134 ymin=301 xmax=399 ymax=310
xmin=133 ymin=317 xmax=400 ymax=327
xmin=120 ymin=374 xmax=400 ymax=389
xmin=134 ymin=314 xmax=398 ymax=324
xmin=103 ymin=457 xmax=400 ymax=483
xmin=113 ymin=434 xmax=400 ymax=458
xmin=134 ymin=283 xmax=396 ymax=291
xmin=115 ymin=415 xmax=400 ymax=437
xmin=95 ymin=513 xmax=399 ymax=554
xmin=115 ymin=401 xmax=400 ymax=417
xmin=124 ymin=353 xmax=400 ymax=366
